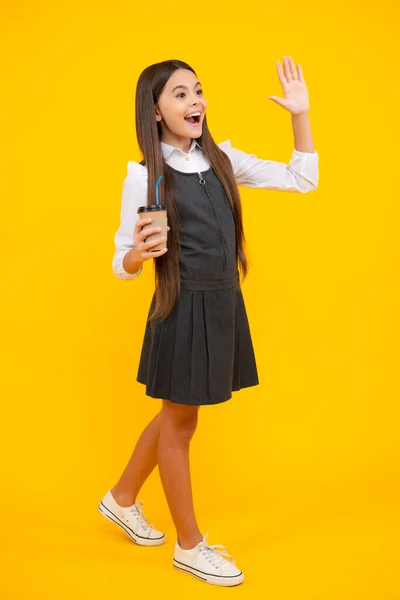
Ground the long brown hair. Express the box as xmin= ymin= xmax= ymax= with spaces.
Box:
xmin=135 ymin=59 xmax=248 ymax=321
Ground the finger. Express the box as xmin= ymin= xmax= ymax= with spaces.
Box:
xmin=283 ymin=56 xmax=292 ymax=81
xmin=145 ymin=236 xmax=166 ymax=249
xmin=140 ymin=226 xmax=162 ymax=241
xmin=297 ymin=62 xmax=305 ymax=83
xmin=137 ymin=217 xmax=152 ymax=228
xmin=288 ymin=56 xmax=298 ymax=80
xmin=135 ymin=218 xmax=152 ymax=234
xmin=142 ymin=247 xmax=168 ymax=259
xmin=276 ymin=61 xmax=287 ymax=87
xmin=268 ymin=96 xmax=283 ymax=106
xmin=268 ymin=96 xmax=288 ymax=110
xmin=154 ymin=247 xmax=168 ymax=257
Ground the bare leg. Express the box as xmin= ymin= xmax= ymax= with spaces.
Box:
xmin=111 ymin=412 xmax=161 ymax=507
xmin=158 ymin=399 xmax=203 ymax=550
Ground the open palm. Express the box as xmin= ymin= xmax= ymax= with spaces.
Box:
xmin=268 ymin=56 xmax=310 ymax=115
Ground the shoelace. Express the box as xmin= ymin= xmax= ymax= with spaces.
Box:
xmin=129 ymin=501 xmax=155 ymax=534
xmin=197 ymin=532 xmax=236 ymax=568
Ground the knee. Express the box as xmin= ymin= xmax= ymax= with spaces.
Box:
xmin=160 ymin=400 xmax=199 ymax=442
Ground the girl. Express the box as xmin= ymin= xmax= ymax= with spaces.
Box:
xmin=98 ymin=57 xmax=318 ymax=587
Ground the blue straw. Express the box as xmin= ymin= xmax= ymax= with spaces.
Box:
xmin=155 ymin=175 xmax=163 ymax=205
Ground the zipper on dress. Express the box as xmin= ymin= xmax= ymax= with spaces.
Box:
xmin=197 ymin=172 xmax=227 ymax=270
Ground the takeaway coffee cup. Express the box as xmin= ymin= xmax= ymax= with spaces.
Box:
xmin=137 ymin=204 xmax=168 ymax=252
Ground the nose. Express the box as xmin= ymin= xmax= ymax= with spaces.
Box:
xmin=190 ymin=92 xmax=201 ymax=104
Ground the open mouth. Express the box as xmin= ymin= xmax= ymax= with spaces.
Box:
xmin=184 ymin=113 xmax=201 ymax=125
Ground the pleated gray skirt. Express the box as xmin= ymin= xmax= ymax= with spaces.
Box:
xmin=136 ymin=274 xmax=259 ymax=406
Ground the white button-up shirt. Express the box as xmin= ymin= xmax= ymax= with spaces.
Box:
xmin=113 ymin=139 xmax=319 ymax=280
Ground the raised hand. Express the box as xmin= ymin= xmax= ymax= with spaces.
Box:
xmin=268 ymin=56 xmax=310 ymax=116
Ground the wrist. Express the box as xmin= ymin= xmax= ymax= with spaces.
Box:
xmin=123 ymin=248 xmax=143 ymax=274
xmin=291 ymin=111 xmax=309 ymax=120
xmin=130 ymin=247 xmax=143 ymax=263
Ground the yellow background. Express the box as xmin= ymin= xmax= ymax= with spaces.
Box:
xmin=1 ymin=0 xmax=399 ymax=597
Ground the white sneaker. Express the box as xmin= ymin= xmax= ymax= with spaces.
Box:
xmin=173 ymin=532 xmax=244 ymax=586
xmin=98 ymin=490 xmax=165 ymax=546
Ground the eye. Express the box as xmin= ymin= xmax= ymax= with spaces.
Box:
xmin=176 ymin=90 xmax=203 ymax=98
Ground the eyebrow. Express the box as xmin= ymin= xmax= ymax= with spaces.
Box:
xmin=171 ymin=81 xmax=202 ymax=93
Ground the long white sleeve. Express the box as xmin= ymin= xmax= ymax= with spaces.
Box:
xmin=112 ymin=162 xmax=148 ymax=280
xmin=112 ymin=139 xmax=319 ymax=280
xmin=218 ymin=139 xmax=319 ymax=193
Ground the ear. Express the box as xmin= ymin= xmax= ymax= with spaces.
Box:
xmin=155 ymin=104 xmax=162 ymax=122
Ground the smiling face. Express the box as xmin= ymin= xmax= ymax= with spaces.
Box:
xmin=155 ymin=68 xmax=208 ymax=153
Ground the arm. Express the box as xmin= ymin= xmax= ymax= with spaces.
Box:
xmin=291 ymin=112 xmax=315 ymax=153
xmin=218 ymin=140 xmax=319 ymax=193
xmin=112 ymin=162 xmax=146 ymax=280
xmin=218 ymin=56 xmax=319 ymax=193
xmin=268 ymin=56 xmax=316 ymax=154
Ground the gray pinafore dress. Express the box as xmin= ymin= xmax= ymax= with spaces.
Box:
xmin=136 ymin=161 xmax=259 ymax=406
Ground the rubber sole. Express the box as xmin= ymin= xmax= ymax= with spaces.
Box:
xmin=173 ymin=558 xmax=244 ymax=586
xmin=98 ymin=501 xmax=165 ymax=546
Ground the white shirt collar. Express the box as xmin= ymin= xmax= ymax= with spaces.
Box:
xmin=160 ymin=138 xmax=203 ymax=160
